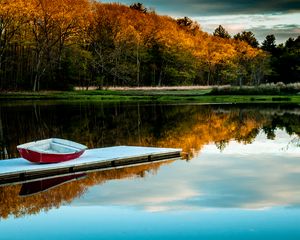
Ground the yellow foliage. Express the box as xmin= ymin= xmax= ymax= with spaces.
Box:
xmin=0 ymin=161 xmax=173 ymax=219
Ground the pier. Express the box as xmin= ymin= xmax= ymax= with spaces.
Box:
xmin=0 ymin=146 xmax=181 ymax=184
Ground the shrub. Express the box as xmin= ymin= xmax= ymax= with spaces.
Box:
xmin=209 ymin=83 xmax=300 ymax=95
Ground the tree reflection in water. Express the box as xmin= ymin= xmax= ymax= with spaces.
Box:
xmin=0 ymin=102 xmax=300 ymax=218
xmin=0 ymin=160 xmax=173 ymax=219
xmin=1 ymin=102 xmax=299 ymax=159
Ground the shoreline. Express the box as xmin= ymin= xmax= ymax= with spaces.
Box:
xmin=0 ymin=89 xmax=299 ymax=103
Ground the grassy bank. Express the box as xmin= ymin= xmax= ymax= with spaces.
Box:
xmin=1 ymin=88 xmax=300 ymax=103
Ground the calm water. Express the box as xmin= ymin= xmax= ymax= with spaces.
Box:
xmin=0 ymin=102 xmax=300 ymax=239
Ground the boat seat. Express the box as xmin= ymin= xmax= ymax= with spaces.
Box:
xmin=50 ymin=142 xmax=79 ymax=153
xmin=27 ymin=143 xmax=79 ymax=154
xmin=27 ymin=146 xmax=56 ymax=153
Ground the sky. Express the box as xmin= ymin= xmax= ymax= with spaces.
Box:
xmin=100 ymin=0 xmax=300 ymax=44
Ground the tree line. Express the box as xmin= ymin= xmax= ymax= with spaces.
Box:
xmin=0 ymin=1 xmax=298 ymax=91
xmin=2 ymin=102 xmax=299 ymax=160
xmin=213 ymin=25 xmax=300 ymax=84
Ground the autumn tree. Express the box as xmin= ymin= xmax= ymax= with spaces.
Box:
xmin=29 ymin=0 xmax=90 ymax=91
xmin=226 ymin=39 xmax=267 ymax=86
xmin=0 ymin=0 xmax=31 ymax=89
xmin=0 ymin=1 xmax=271 ymax=90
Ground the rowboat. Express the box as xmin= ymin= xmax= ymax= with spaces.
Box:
xmin=17 ymin=138 xmax=87 ymax=164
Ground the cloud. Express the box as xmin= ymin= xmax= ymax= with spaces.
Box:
xmin=248 ymin=24 xmax=300 ymax=44
xmin=194 ymin=13 xmax=300 ymax=43
xmin=101 ymin=0 xmax=300 ymax=16
xmin=72 ymin=130 xmax=300 ymax=212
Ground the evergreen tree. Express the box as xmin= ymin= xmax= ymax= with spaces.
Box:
xmin=262 ymin=34 xmax=276 ymax=53
xmin=176 ymin=17 xmax=193 ymax=27
xmin=234 ymin=31 xmax=259 ymax=48
xmin=213 ymin=25 xmax=231 ymax=39
xmin=130 ymin=2 xmax=147 ymax=13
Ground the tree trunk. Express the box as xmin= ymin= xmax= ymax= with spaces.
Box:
xmin=158 ymin=69 xmax=162 ymax=86
xmin=33 ymin=51 xmax=42 ymax=91
xmin=207 ymin=70 xmax=210 ymax=86
xmin=136 ymin=43 xmax=140 ymax=86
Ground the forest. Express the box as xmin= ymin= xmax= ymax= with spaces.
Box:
xmin=0 ymin=0 xmax=299 ymax=91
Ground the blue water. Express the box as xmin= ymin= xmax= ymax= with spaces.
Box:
xmin=1 ymin=129 xmax=300 ymax=239
xmin=1 ymin=206 xmax=300 ymax=240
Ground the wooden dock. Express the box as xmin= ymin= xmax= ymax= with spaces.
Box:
xmin=0 ymin=146 xmax=181 ymax=184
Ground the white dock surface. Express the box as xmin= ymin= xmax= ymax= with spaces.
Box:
xmin=0 ymin=146 xmax=181 ymax=176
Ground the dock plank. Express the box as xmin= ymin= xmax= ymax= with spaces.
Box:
xmin=0 ymin=146 xmax=181 ymax=182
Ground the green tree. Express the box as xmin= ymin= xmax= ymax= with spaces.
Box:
xmin=130 ymin=3 xmax=147 ymax=13
xmin=213 ymin=25 xmax=231 ymax=39
xmin=276 ymin=36 xmax=300 ymax=83
xmin=176 ymin=17 xmax=192 ymax=27
xmin=234 ymin=31 xmax=259 ymax=48
xmin=176 ymin=17 xmax=200 ymax=35
xmin=262 ymin=34 xmax=276 ymax=53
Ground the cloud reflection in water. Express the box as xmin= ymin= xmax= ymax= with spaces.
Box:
xmin=73 ymin=129 xmax=300 ymax=212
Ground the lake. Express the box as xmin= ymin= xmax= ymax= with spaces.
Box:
xmin=0 ymin=101 xmax=300 ymax=239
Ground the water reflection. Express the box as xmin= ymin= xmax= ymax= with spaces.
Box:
xmin=1 ymin=102 xmax=300 ymax=159
xmin=19 ymin=173 xmax=87 ymax=196
xmin=72 ymin=130 xmax=300 ymax=211
xmin=0 ymin=102 xmax=300 ymax=219
xmin=0 ymin=160 xmax=173 ymax=219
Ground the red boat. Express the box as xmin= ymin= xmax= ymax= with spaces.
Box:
xmin=17 ymin=138 xmax=87 ymax=164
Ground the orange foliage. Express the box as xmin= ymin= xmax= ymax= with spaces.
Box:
xmin=0 ymin=160 xmax=173 ymax=219
xmin=91 ymin=2 xmax=261 ymax=70
xmin=157 ymin=110 xmax=267 ymax=156
xmin=0 ymin=0 xmax=266 ymax=89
